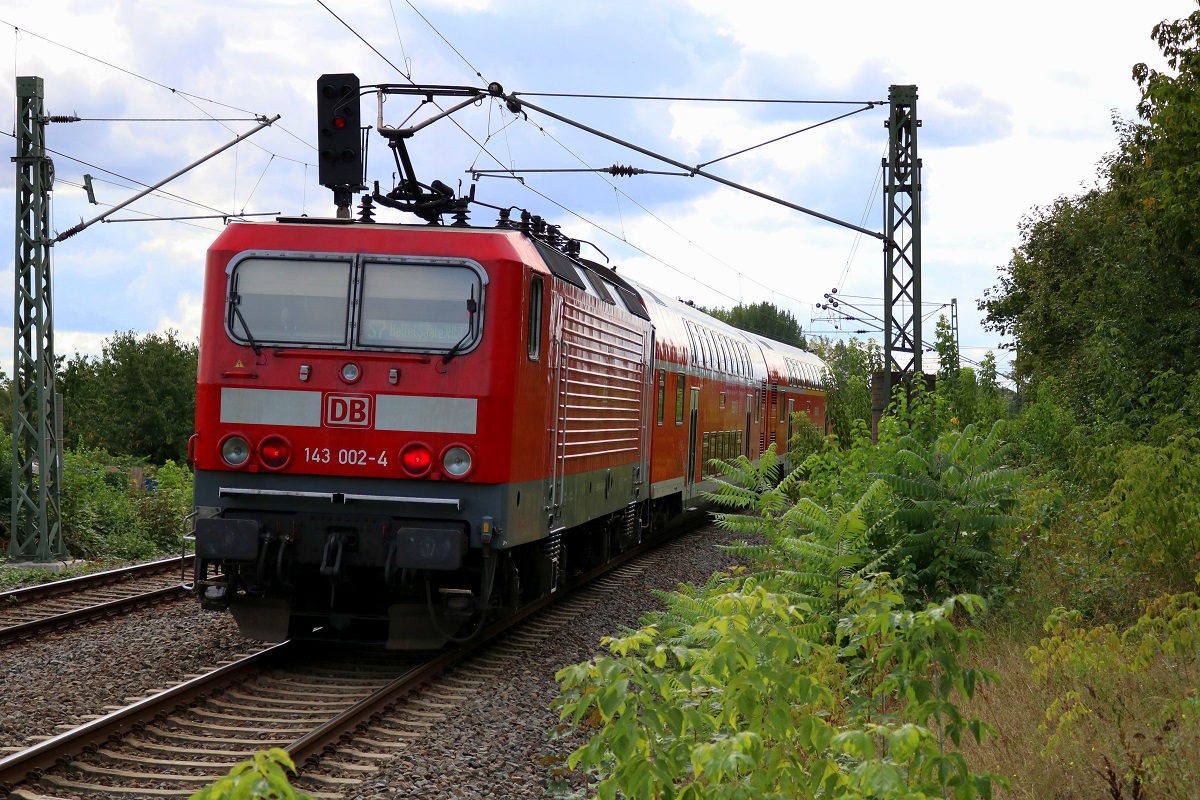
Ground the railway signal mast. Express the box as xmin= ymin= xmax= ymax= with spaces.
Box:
xmin=8 ymin=77 xmax=279 ymax=563
xmin=10 ymin=76 xmax=64 ymax=563
xmin=882 ymin=85 xmax=923 ymax=400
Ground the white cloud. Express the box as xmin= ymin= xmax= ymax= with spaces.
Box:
xmin=0 ymin=0 xmax=1196 ymax=386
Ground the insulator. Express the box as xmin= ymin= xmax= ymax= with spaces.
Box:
xmin=530 ymin=215 xmax=546 ymax=236
xmin=357 ymin=194 xmax=375 ymax=223
xmin=496 ymin=208 xmax=512 ymax=228
xmin=565 ymin=239 xmax=581 ymax=258
xmin=518 ymin=209 xmax=532 ymax=233
xmin=47 ymin=115 xmax=81 ymax=123
xmin=451 ymin=198 xmax=471 ymax=227
xmin=605 ymin=164 xmax=642 ymax=177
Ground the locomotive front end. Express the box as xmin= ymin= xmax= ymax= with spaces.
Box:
xmin=191 ymin=220 xmax=537 ymax=648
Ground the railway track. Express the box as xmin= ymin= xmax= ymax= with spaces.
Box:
xmin=0 ymin=530 xmax=692 ymax=799
xmin=0 ymin=556 xmax=194 ymax=646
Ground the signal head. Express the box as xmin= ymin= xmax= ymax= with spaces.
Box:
xmin=317 ymin=73 xmax=363 ymax=191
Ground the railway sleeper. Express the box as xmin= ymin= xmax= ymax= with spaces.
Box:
xmin=351 ymin=736 xmax=410 ymax=751
xmin=34 ymin=774 xmax=199 ymax=797
xmin=62 ymin=762 xmax=231 ymax=782
xmin=140 ymin=725 xmax=290 ymax=747
xmin=164 ymin=717 xmax=312 ymax=736
xmin=185 ymin=707 xmax=327 ymax=726
xmin=93 ymin=748 xmax=244 ymax=769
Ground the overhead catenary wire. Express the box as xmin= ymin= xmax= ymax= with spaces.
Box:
xmin=511 ymin=92 xmax=885 ymax=105
xmin=341 ymin=4 xmax=880 ymax=325
xmin=505 ymin=105 xmax=815 ymax=313
xmin=0 ymin=129 xmax=251 ymax=223
xmin=3 ymin=18 xmax=314 ymax=163
xmin=352 ymin=4 xmax=875 ymax=321
xmin=3 ymin=17 xmax=315 ymax=233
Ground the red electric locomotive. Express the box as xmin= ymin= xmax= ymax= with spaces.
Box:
xmin=189 ymin=78 xmax=826 ymax=647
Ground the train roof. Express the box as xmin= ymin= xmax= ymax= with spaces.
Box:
xmin=211 ymin=216 xmax=824 ymax=382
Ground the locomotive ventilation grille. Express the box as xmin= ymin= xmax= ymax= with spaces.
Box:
xmin=557 ymin=298 xmax=646 ymax=460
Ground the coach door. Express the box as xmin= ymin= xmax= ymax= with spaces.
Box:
xmin=686 ymin=386 xmax=699 ymax=486
xmin=745 ymin=393 xmax=753 ymax=458
xmin=786 ymin=398 xmax=796 ymax=446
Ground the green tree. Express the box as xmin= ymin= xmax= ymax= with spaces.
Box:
xmin=61 ymin=330 xmax=198 ymax=464
xmin=707 ymin=301 xmax=806 ymax=349
xmin=981 ymin=7 xmax=1200 ymax=430
xmin=808 ymin=336 xmax=881 ymax=444
xmin=873 ymin=421 xmax=1021 ymax=600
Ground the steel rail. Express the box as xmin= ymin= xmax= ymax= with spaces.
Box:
xmin=0 ymin=642 xmax=289 ymax=793
xmin=0 ymin=521 xmax=697 ymax=794
xmin=0 ymin=584 xmax=189 ymax=645
xmin=288 ymin=520 xmax=692 ymax=766
xmin=0 ymin=554 xmax=193 ymax=604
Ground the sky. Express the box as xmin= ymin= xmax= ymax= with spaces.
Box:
xmin=1 ymin=0 xmax=1197 ymax=383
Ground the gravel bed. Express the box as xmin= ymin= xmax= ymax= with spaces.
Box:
xmin=0 ymin=598 xmax=252 ymax=750
xmin=357 ymin=521 xmax=745 ymax=800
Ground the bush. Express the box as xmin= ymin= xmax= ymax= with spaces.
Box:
xmin=133 ymin=460 xmax=194 ymax=551
xmin=1100 ymin=434 xmax=1200 ymax=587
xmin=56 ymin=446 xmax=193 ymax=561
xmin=59 ymin=447 xmax=152 ymax=560
xmin=553 ymin=570 xmax=1004 ymax=800
xmin=1025 ymin=589 xmax=1200 ymax=799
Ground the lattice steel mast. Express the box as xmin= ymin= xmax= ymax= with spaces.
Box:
xmin=882 ymin=84 xmax=922 ymax=399
xmin=10 ymin=76 xmax=64 ymax=561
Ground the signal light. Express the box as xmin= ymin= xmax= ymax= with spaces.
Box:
xmin=259 ymin=436 xmax=291 ymax=470
xmin=317 ymin=73 xmax=362 ymax=189
xmin=400 ymin=443 xmax=434 ymax=477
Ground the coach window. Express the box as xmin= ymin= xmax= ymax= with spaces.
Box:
xmin=703 ymin=329 xmax=717 ymax=371
xmin=657 ymin=370 xmax=665 ymax=426
xmin=780 ymin=391 xmax=787 ymax=423
xmin=358 ymin=261 xmax=483 ymax=351
xmin=753 ymin=388 xmax=760 ymax=423
xmin=527 ymin=275 xmax=544 ymax=360
xmin=227 ymin=256 xmax=351 ymax=346
xmin=675 ymin=373 xmax=685 ymax=425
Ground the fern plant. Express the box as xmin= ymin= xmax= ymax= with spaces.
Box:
xmin=704 ymin=444 xmax=896 ymax=617
xmin=873 ymin=420 xmax=1021 ymax=599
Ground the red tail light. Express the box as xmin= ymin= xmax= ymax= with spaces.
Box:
xmin=401 ymin=443 xmax=433 ymax=477
xmin=260 ymin=436 xmax=292 ymax=470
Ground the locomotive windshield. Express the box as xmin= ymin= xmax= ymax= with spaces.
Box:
xmin=226 ymin=254 xmax=484 ymax=352
xmin=357 ymin=261 xmax=478 ymax=349
xmin=228 ymin=257 xmax=352 ymax=345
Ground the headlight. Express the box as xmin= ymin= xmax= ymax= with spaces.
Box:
xmin=442 ymin=445 xmax=473 ymax=478
xmin=340 ymin=362 xmax=361 ymax=383
xmin=221 ymin=435 xmax=251 ymax=467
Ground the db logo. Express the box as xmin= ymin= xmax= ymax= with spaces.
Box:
xmin=324 ymin=394 xmax=372 ymax=428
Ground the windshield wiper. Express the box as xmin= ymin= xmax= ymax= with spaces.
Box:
xmin=229 ymin=293 xmax=263 ymax=357
xmin=441 ymin=289 xmax=478 ymax=365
